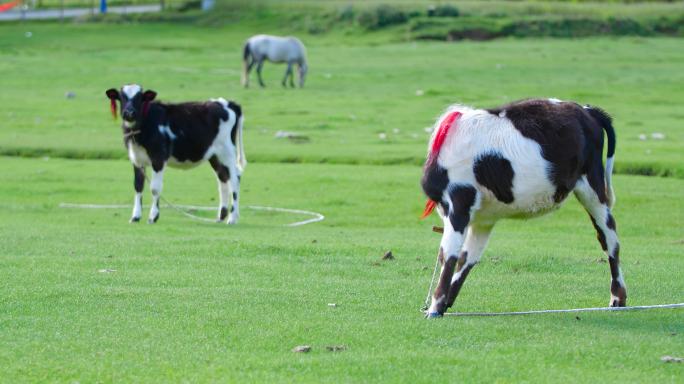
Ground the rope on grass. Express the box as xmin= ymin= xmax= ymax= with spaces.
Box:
xmin=434 ymin=302 xmax=684 ymax=317
xmin=58 ymin=202 xmax=324 ymax=227
xmin=421 ymin=226 xmax=683 ymax=317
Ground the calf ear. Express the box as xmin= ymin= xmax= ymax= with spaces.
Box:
xmin=106 ymin=88 xmax=120 ymax=100
xmin=143 ymin=90 xmax=157 ymax=102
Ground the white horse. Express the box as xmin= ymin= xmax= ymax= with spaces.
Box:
xmin=242 ymin=34 xmax=308 ymax=88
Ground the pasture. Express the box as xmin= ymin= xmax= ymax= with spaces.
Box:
xmin=1 ymin=13 xmax=683 ymax=384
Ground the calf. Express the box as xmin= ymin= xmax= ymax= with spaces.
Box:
xmin=105 ymin=84 xmax=246 ymax=224
xmin=422 ymin=98 xmax=625 ymax=317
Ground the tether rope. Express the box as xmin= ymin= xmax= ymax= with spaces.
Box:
xmin=431 ymin=302 xmax=684 ymax=317
xmin=58 ymin=202 xmax=324 ymax=227
xmin=421 ymin=227 xmax=683 ymax=317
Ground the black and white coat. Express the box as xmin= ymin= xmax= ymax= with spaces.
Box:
xmin=421 ymin=98 xmax=625 ymax=317
xmin=106 ymin=84 xmax=246 ymax=224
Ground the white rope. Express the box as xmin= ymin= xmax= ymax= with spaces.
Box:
xmin=432 ymin=302 xmax=684 ymax=317
xmin=156 ymin=195 xmax=217 ymax=223
xmin=247 ymin=205 xmax=325 ymax=227
xmin=421 ymin=250 xmax=683 ymax=317
xmin=420 ymin=232 xmax=683 ymax=316
xmin=422 ymin=255 xmax=441 ymax=311
xmin=422 ymin=241 xmax=443 ymax=311
xmin=58 ymin=202 xmax=325 ymax=227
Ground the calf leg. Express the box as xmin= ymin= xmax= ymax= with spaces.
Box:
xmin=213 ymin=148 xmax=241 ymax=225
xmin=130 ymin=166 xmax=145 ymax=223
xmin=427 ymin=184 xmax=479 ymax=318
xmin=574 ymin=177 xmax=626 ymax=307
xmin=209 ymin=156 xmax=230 ymax=222
xmin=226 ymin=159 xmax=241 ymax=225
xmin=224 ymin=153 xmax=241 ymax=224
xmin=443 ymin=224 xmax=493 ymax=311
xmin=147 ymin=161 xmax=165 ymax=224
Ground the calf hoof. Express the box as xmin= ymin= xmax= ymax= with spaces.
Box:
xmin=609 ymin=298 xmax=626 ymax=308
xmin=425 ymin=311 xmax=443 ymax=319
xmin=610 ymin=284 xmax=627 ymax=307
xmin=218 ymin=207 xmax=228 ymax=222
xmin=147 ymin=214 xmax=159 ymax=224
xmin=130 ymin=217 xmax=140 ymax=223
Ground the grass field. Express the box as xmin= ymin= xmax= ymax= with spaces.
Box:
xmin=1 ymin=22 xmax=683 ymax=175
xmin=1 ymin=157 xmax=682 ymax=382
xmin=1 ymin=4 xmax=683 ymax=383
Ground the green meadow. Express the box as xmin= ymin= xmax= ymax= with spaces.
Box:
xmin=0 ymin=3 xmax=682 ymax=383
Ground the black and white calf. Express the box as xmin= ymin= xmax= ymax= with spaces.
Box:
xmin=422 ymin=98 xmax=625 ymax=317
xmin=105 ymin=84 xmax=246 ymax=224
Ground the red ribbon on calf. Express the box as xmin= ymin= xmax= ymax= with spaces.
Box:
xmin=0 ymin=1 xmax=20 ymax=12
xmin=421 ymin=111 xmax=462 ymax=219
xmin=110 ymin=99 xmax=117 ymax=120
xmin=427 ymin=111 xmax=461 ymax=167
xmin=421 ymin=200 xmax=438 ymax=220
xmin=109 ymin=99 xmax=116 ymax=120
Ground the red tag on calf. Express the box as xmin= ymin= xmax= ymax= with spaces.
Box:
xmin=427 ymin=111 xmax=461 ymax=166
xmin=421 ymin=199 xmax=438 ymax=219
xmin=421 ymin=111 xmax=462 ymax=219
xmin=0 ymin=1 xmax=20 ymax=12
xmin=110 ymin=99 xmax=117 ymax=119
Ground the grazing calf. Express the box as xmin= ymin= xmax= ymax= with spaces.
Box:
xmin=105 ymin=84 xmax=246 ymax=224
xmin=422 ymin=98 xmax=625 ymax=317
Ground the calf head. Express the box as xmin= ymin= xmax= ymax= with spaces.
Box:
xmin=105 ymin=84 xmax=157 ymax=125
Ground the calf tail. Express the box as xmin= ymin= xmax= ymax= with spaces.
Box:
xmin=236 ymin=114 xmax=247 ymax=173
xmin=587 ymin=106 xmax=616 ymax=208
xmin=241 ymin=42 xmax=250 ymax=87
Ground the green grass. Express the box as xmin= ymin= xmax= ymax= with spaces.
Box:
xmin=0 ymin=23 xmax=683 ymax=176
xmin=0 ymin=157 xmax=682 ymax=382
xmin=1 ymin=5 xmax=683 ymax=382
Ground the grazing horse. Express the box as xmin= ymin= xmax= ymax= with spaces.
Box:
xmin=421 ymin=98 xmax=625 ymax=317
xmin=242 ymin=34 xmax=308 ymax=88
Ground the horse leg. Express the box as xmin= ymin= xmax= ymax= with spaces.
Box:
xmin=289 ymin=63 xmax=296 ymax=88
xmin=256 ymin=59 xmax=266 ymax=88
xmin=243 ymin=58 xmax=256 ymax=88
xmin=282 ymin=62 xmax=293 ymax=88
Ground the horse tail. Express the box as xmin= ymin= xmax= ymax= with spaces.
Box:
xmin=241 ymin=41 xmax=251 ymax=87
